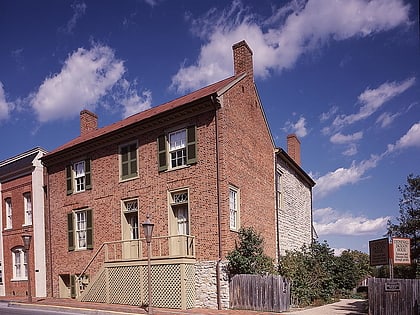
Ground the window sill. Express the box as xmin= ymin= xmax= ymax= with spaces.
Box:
xmin=11 ymin=278 xmax=28 ymax=282
xmin=119 ymin=175 xmax=139 ymax=183
xmin=22 ymin=224 xmax=32 ymax=227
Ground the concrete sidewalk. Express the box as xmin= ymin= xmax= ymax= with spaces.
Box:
xmin=1 ymin=297 xmax=367 ymax=315
xmin=287 ymin=299 xmax=367 ymax=314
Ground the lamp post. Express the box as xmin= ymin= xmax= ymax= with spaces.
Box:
xmin=21 ymin=233 xmax=32 ymax=303
xmin=142 ymin=215 xmax=154 ymax=315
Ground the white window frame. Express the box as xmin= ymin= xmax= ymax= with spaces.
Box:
xmin=170 ymin=189 xmax=190 ymax=235
xmin=12 ymin=247 xmax=27 ymax=281
xmin=276 ymin=171 xmax=283 ymax=210
xmin=75 ymin=210 xmax=87 ymax=250
xmin=169 ymin=129 xmax=187 ymax=169
xmin=23 ymin=192 xmax=32 ymax=226
xmin=229 ymin=186 xmax=240 ymax=231
xmin=5 ymin=198 xmax=12 ymax=229
xmin=74 ymin=161 xmax=86 ymax=192
xmin=122 ymin=199 xmax=139 ymax=240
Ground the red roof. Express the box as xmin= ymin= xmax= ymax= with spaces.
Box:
xmin=45 ymin=75 xmax=238 ymax=158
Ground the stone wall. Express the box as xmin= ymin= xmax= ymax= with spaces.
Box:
xmin=277 ymin=158 xmax=312 ymax=256
xmin=195 ymin=260 xmax=229 ymax=309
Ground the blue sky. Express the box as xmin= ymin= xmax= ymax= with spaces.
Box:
xmin=1 ymin=0 xmax=419 ymax=254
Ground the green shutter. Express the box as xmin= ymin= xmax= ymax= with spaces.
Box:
xmin=157 ymin=134 xmax=168 ymax=172
xmin=187 ymin=126 xmax=197 ymax=165
xmin=68 ymin=213 xmax=75 ymax=251
xmin=70 ymin=275 xmax=76 ymax=298
xmin=86 ymin=209 xmax=93 ymax=250
xmin=66 ymin=165 xmax=73 ymax=195
xmin=85 ymin=159 xmax=92 ymax=190
xmin=129 ymin=144 xmax=138 ymax=176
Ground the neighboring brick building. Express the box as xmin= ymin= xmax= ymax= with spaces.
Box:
xmin=41 ymin=40 xmax=314 ymax=310
xmin=276 ymin=135 xmax=316 ymax=257
xmin=0 ymin=147 xmax=47 ymax=298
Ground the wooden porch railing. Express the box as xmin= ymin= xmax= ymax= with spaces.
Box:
xmin=75 ymin=235 xmax=195 ymax=296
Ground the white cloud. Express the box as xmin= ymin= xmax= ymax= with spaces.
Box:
xmin=284 ymin=116 xmax=308 ymax=137
xmin=330 ymin=131 xmax=363 ymax=144
xmin=60 ymin=1 xmax=87 ymax=34
xmin=387 ymin=122 xmax=420 ymax=153
xmin=117 ymin=79 xmax=152 ymax=118
xmin=30 ymin=45 xmax=125 ymax=122
xmin=342 ymin=143 xmax=358 ymax=156
xmin=171 ymin=0 xmax=411 ymax=93
xmin=0 ymin=82 xmax=12 ymax=121
xmin=314 ymin=154 xmax=381 ymax=198
xmin=314 ymin=207 xmax=390 ymax=236
xmin=376 ymin=112 xmax=400 ymax=128
xmin=333 ymin=77 xmax=415 ymax=128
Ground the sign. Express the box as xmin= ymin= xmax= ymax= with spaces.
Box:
xmin=369 ymin=238 xmax=389 ymax=266
xmin=385 ymin=282 xmax=400 ymax=292
xmin=392 ymin=238 xmax=411 ymax=265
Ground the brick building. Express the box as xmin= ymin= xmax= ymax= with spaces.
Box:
xmin=0 ymin=147 xmax=47 ymax=298
xmin=41 ymin=40 xmax=314 ymax=309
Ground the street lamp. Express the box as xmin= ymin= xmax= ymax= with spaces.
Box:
xmin=142 ymin=215 xmax=154 ymax=314
xmin=21 ymin=233 xmax=32 ymax=303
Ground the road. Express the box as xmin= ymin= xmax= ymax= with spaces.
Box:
xmin=0 ymin=301 xmax=81 ymax=315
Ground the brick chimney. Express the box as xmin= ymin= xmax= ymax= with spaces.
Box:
xmin=287 ymin=134 xmax=301 ymax=166
xmin=232 ymin=40 xmax=253 ymax=79
xmin=80 ymin=109 xmax=98 ymax=136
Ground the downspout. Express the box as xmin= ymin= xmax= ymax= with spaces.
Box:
xmin=212 ymin=95 xmax=223 ymax=310
xmin=274 ymin=151 xmax=281 ymax=264
xmin=44 ymin=166 xmax=54 ymax=297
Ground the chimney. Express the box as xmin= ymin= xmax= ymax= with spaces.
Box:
xmin=287 ymin=134 xmax=301 ymax=166
xmin=80 ymin=109 xmax=98 ymax=136
xmin=232 ymin=40 xmax=253 ymax=79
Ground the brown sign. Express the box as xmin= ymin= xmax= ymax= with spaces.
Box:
xmin=392 ymin=238 xmax=411 ymax=265
xmin=369 ymin=238 xmax=389 ymax=266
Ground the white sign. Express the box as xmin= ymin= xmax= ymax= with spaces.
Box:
xmin=392 ymin=238 xmax=411 ymax=265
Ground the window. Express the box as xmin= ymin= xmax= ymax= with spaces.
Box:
xmin=170 ymin=190 xmax=189 ymax=235
xmin=66 ymin=159 xmax=91 ymax=195
xmin=276 ymin=171 xmax=282 ymax=210
xmin=0 ymin=261 xmax=3 ymax=284
xmin=122 ymin=199 xmax=139 ymax=240
xmin=120 ymin=142 xmax=138 ymax=180
xmin=23 ymin=192 xmax=32 ymax=225
xmin=229 ymin=186 xmax=240 ymax=230
xmin=12 ymin=247 xmax=27 ymax=280
xmin=5 ymin=198 xmax=12 ymax=229
xmin=157 ymin=126 xmax=197 ymax=172
xmin=68 ymin=209 xmax=93 ymax=251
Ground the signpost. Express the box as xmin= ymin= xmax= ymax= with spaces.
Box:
xmin=369 ymin=238 xmax=389 ymax=266
xmin=391 ymin=237 xmax=411 ymax=265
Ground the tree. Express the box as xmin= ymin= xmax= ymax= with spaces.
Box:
xmin=387 ymin=174 xmax=420 ymax=278
xmin=226 ymin=227 xmax=275 ymax=276
xmin=279 ymin=241 xmax=335 ymax=306
xmin=333 ymin=250 xmax=373 ymax=296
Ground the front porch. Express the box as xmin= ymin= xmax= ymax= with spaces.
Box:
xmin=73 ymin=235 xmax=197 ymax=309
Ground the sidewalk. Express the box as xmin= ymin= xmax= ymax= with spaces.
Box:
xmin=0 ymin=296 xmax=281 ymax=315
xmin=0 ymin=296 xmax=367 ymax=315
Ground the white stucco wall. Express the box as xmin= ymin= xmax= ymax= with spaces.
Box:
xmin=277 ymin=158 xmax=313 ymax=256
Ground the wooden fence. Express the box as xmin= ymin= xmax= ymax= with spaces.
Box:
xmin=368 ymin=278 xmax=420 ymax=315
xmin=229 ymin=274 xmax=290 ymax=312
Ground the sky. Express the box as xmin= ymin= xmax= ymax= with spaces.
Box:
xmin=1 ymin=0 xmax=419 ymax=255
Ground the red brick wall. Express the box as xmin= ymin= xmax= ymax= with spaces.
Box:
xmin=217 ymin=77 xmax=276 ymax=259
xmin=1 ymin=174 xmax=35 ymax=297
xmin=46 ymin=110 xmax=223 ymax=297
